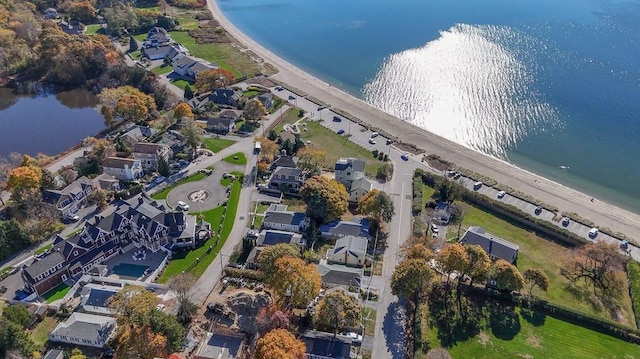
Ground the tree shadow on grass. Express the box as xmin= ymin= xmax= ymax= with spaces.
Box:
xmin=520 ymin=305 xmax=546 ymax=327
xmin=488 ymin=301 xmax=521 ymax=340
xmin=382 ymin=299 xmax=409 ymax=359
xmin=428 ymin=285 xmax=486 ymax=347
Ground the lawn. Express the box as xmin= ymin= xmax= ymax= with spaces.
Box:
xmin=171 ymin=78 xmax=192 ymax=90
xmin=460 ymin=200 xmax=635 ymax=326
xmin=273 ymin=107 xmax=303 ymax=133
xmin=158 ymin=179 xmax=242 ymax=282
xmin=243 ymin=90 xmax=261 ymax=98
xmin=151 ymin=172 xmax=206 ymax=200
xmin=34 ymin=243 xmax=53 ymax=256
xmin=252 ymin=214 xmax=264 ymax=229
xmin=221 ymin=171 xmax=244 ymax=187
xmin=168 ymin=31 xmax=261 ymax=78
xmin=296 ymin=120 xmax=383 ymax=176
xmin=85 ymin=24 xmax=103 ymax=35
xmin=256 ymin=202 xmax=270 ymax=214
xmin=282 ymin=197 xmax=307 ymax=212
xmin=436 ymin=307 xmax=640 ymax=359
xmin=151 ymin=64 xmax=174 ymax=75
xmin=203 ymin=137 xmax=236 ymax=152
xmin=224 ymin=152 xmax=247 ymax=165
xmin=362 ymin=307 xmax=377 ymax=335
xmin=30 ymin=316 xmax=60 ymax=346
xmin=42 ymin=283 xmax=71 ymax=303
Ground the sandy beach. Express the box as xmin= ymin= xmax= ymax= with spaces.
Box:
xmin=206 ymin=0 xmax=640 ymax=241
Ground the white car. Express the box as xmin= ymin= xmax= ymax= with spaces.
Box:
xmin=177 ymin=201 xmax=190 ymax=211
xmin=430 ymin=223 xmax=439 ymax=233
xmin=497 ymin=190 xmax=506 ymax=199
xmin=588 ymin=227 xmax=599 ymax=238
xmin=345 ymin=332 xmax=363 ymax=344
xmin=370 ymin=132 xmax=379 ymax=138
xmin=368 ymin=139 xmax=376 ymax=144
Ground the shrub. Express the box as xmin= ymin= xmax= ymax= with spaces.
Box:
xmin=627 ymin=262 xmax=640 ymax=328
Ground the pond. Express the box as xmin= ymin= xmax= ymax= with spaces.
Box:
xmin=0 ymin=86 xmax=106 ymax=158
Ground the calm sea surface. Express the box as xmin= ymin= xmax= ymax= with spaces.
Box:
xmin=0 ymin=87 xmax=105 ymax=158
xmin=220 ymin=0 xmax=640 ymax=212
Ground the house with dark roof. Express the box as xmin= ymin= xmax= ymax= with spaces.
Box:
xmin=302 ymin=330 xmax=352 ymax=359
xmin=208 ymin=89 xmax=242 ymax=107
xmin=132 ymin=142 xmax=172 ymax=171
xmin=102 ymin=157 xmax=143 ymax=181
xmin=49 ymin=312 xmax=116 ymax=348
xmin=58 ymin=20 xmax=84 ymax=35
xmin=218 ymin=109 xmax=243 ymax=121
xmin=256 ymin=229 xmax=305 ymax=247
xmin=206 ymin=117 xmax=235 ymax=134
xmin=319 ymin=217 xmax=370 ymax=240
xmin=119 ymin=125 xmax=158 ymax=147
xmin=43 ymin=8 xmax=58 ymax=19
xmin=278 ymin=130 xmax=296 ymax=144
xmin=257 ymin=93 xmax=273 ymax=108
xmin=262 ymin=204 xmax=309 ymax=233
xmin=269 ymin=154 xmax=298 ymax=171
xmin=22 ymin=194 xmax=196 ymax=295
xmin=43 ymin=175 xmax=119 ymax=220
xmin=80 ymin=285 xmax=121 ymax=315
xmin=142 ymin=43 xmax=188 ymax=61
xmin=317 ymin=260 xmax=362 ymax=288
xmin=172 ymin=55 xmax=217 ymax=80
xmin=193 ymin=328 xmax=245 ymax=359
xmin=327 ymin=235 xmax=369 ymax=267
xmin=145 ymin=27 xmax=172 ymax=47
xmin=43 ymin=349 xmax=64 ymax=359
xmin=459 ymin=226 xmax=519 ymax=264
xmin=334 ymin=157 xmax=365 ymax=188
xmin=348 ymin=177 xmax=372 ymax=203
xmin=268 ymin=166 xmax=306 ymax=193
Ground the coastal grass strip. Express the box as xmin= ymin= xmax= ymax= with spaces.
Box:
xmin=627 ymin=261 xmax=640 ymax=329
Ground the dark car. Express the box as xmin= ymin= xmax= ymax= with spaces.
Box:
xmin=13 ymin=290 xmax=28 ymax=300
xmin=534 ymin=206 xmax=543 ymax=215
xmin=401 ymin=153 xmax=409 ymax=161
xmin=332 ymin=116 xmax=342 ymax=122
xmin=337 ymin=129 xmax=345 ymax=135
xmin=0 ymin=286 xmax=7 ymax=294
xmin=288 ymin=95 xmax=296 ymax=100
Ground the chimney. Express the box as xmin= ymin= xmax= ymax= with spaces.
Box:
xmin=94 ymin=215 xmax=101 ymax=223
xmin=138 ymin=196 xmax=144 ymax=205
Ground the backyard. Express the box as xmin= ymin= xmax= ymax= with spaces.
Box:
xmin=42 ymin=283 xmax=71 ymax=304
xmin=30 ymin=316 xmax=60 ymax=346
xmin=204 ymin=137 xmax=236 ymax=153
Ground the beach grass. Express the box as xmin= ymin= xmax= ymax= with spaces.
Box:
xmin=296 ymin=120 xmax=383 ymax=176
xmin=435 ymin=307 xmax=640 ymax=359
xmin=151 ymin=172 xmax=206 ymax=200
xmin=203 ymin=137 xmax=236 ymax=152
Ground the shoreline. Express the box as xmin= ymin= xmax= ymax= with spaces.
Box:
xmin=206 ymin=0 xmax=640 ymax=240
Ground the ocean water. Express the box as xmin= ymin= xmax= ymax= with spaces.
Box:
xmin=219 ymin=0 xmax=640 ymax=212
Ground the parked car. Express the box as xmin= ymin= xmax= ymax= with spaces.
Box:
xmin=473 ymin=181 xmax=483 ymax=190
xmin=453 ymin=172 xmax=461 ymax=179
xmin=497 ymin=190 xmax=506 ymax=199
xmin=288 ymin=95 xmax=296 ymax=100
xmin=430 ymin=223 xmax=439 ymax=233
xmin=534 ymin=206 xmax=543 ymax=215
xmin=68 ymin=214 xmax=80 ymax=222
xmin=368 ymin=139 xmax=376 ymax=144
xmin=345 ymin=332 xmax=363 ymax=345
xmin=154 ymin=176 xmax=166 ymax=184
xmin=13 ymin=290 xmax=28 ymax=300
xmin=589 ymin=227 xmax=599 ymax=238
xmin=332 ymin=116 xmax=342 ymax=122
xmin=561 ymin=217 xmax=570 ymax=226
xmin=337 ymin=129 xmax=345 ymax=135
xmin=177 ymin=201 xmax=190 ymax=211
xmin=401 ymin=153 xmax=409 ymax=161
xmin=275 ymin=86 xmax=284 ymax=91
xmin=179 ymin=159 xmax=189 ymax=166
xmin=0 ymin=286 xmax=7 ymax=294
xmin=370 ymin=132 xmax=379 ymax=138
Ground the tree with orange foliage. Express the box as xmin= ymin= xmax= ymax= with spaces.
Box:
xmin=194 ymin=68 xmax=235 ymax=92
xmin=115 ymin=325 xmax=168 ymax=359
xmin=254 ymin=329 xmax=306 ymax=359
xmin=272 ymin=256 xmax=321 ymax=307
xmin=173 ymin=102 xmax=193 ymax=120
xmin=7 ymin=166 xmax=42 ymax=191
xmin=254 ymin=136 xmax=279 ymax=162
xmin=99 ymin=86 xmax=156 ymax=126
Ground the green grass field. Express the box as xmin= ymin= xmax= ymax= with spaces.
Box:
xmin=30 ymin=316 xmax=59 ymax=346
xmin=151 ymin=172 xmax=206 ymax=200
xmin=221 ymin=171 xmax=244 ymax=187
xmin=203 ymin=137 xmax=236 ymax=152
xmin=158 ymin=179 xmax=242 ymax=281
xmin=273 ymin=107 xmax=302 ymax=133
xmin=85 ymin=24 xmax=103 ymax=35
xmin=224 ymin=152 xmax=247 ymax=165
xmin=296 ymin=120 xmax=383 ymax=176
xmin=171 ymin=78 xmax=192 ymax=90
xmin=362 ymin=308 xmax=377 ymax=335
xmin=34 ymin=243 xmax=53 ymax=256
xmin=42 ymin=283 xmax=71 ymax=303
xmin=436 ymin=307 xmax=640 ymax=359
xmin=151 ymin=64 xmax=174 ymax=75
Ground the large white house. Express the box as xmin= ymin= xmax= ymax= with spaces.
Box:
xmin=49 ymin=313 xmax=116 ymax=348
xmin=132 ymin=142 xmax=172 ymax=171
xmin=102 ymin=157 xmax=143 ymax=181
xmin=326 ymin=235 xmax=369 ymax=267
xmin=43 ymin=174 xmax=119 ymax=219
xmin=334 ymin=157 xmax=372 ymax=202
xmin=262 ymin=204 xmax=309 ymax=233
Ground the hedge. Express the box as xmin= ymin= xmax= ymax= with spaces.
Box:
xmin=627 ymin=261 xmax=640 ymax=329
xmin=223 ymin=267 xmax=264 ymax=281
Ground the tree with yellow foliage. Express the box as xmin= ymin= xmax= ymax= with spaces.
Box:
xmin=255 ymin=329 xmax=306 ymax=359
xmin=194 ymin=68 xmax=235 ymax=92
xmin=115 ymin=325 xmax=168 ymax=359
xmin=272 ymin=256 xmax=321 ymax=307
xmin=300 ymin=176 xmax=348 ymax=222
xmin=173 ymin=102 xmax=193 ymax=120
xmin=297 ymin=147 xmax=326 ymax=176
xmin=7 ymin=166 xmax=42 ymax=191
xmin=99 ymin=86 xmax=156 ymax=127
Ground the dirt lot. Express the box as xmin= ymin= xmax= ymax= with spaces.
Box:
xmin=199 ymin=284 xmax=273 ymax=335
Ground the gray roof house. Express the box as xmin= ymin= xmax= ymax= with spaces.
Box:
xmin=256 ymin=229 xmax=305 ymax=247
xmin=206 ymin=117 xmax=235 ymax=134
xmin=317 ymin=259 xmax=362 ymax=288
xmin=334 ymin=157 xmax=365 ymax=190
xmin=142 ymin=43 xmax=188 ymax=61
xmin=172 ymin=54 xmax=217 ymax=80
xmin=459 ymin=226 xmax=519 ymax=264
xmin=43 ymin=8 xmax=58 ymax=19
xmin=58 ymin=20 xmax=84 ymax=35
xmin=302 ymin=330 xmax=352 ymax=359
xmin=43 ymin=349 xmax=64 ymax=359
xmin=327 ymin=235 xmax=369 ymax=267
xmin=80 ymin=285 xmax=121 ymax=315
xmin=208 ymin=89 xmax=242 ymax=108
xmin=218 ymin=109 xmax=243 ymax=121
xmin=257 ymin=93 xmax=273 ymax=108
xmin=120 ymin=125 xmax=158 ymax=146
xmin=194 ymin=329 xmax=245 ymax=359
xmin=348 ymin=177 xmax=372 ymax=203
xmin=145 ymin=26 xmax=172 ymax=46
xmin=43 ymin=176 xmax=98 ymax=219
xmin=102 ymin=157 xmax=143 ymax=181
xmin=49 ymin=313 xmax=116 ymax=348
xmin=269 ymin=154 xmax=298 ymax=170
xmin=268 ymin=166 xmax=305 ymax=193
xmin=320 ymin=217 xmax=370 ymax=239
xmin=262 ymin=205 xmax=309 ymax=233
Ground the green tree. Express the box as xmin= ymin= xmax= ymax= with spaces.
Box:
xmin=491 ymin=259 xmax=525 ymax=292
xmin=391 ymin=258 xmax=435 ymax=303
xmin=462 ymin=244 xmax=491 ymax=286
xmin=129 ymin=36 xmax=138 ymax=52
xmin=434 ymin=178 xmax=462 ymax=204
xmin=183 ymin=84 xmax=194 ymax=99
xmin=107 ymin=285 xmax=159 ymax=325
xmin=357 ymin=189 xmax=395 ymax=224
xmin=103 ymin=4 xmax=138 ymax=35
xmin=244 ymin=98 xmax=267 ymax=122
xmin=158 ymin=157 xmax=170 ymax=177
xmin=147 ymin=309 xmax=185 ymax=353
xmin=296 ymin=147 xmax=326 ymax=176
xmin=313 ymin=289 xmax=361 ymax=335
xmin=2 ymin=305 xmax=30 ymax=328
xmin=87 ymin=188 xmax=108 ymax=209
xmin=0 ymin=219 xmax=30 ymax=260
xmin=179 ymin=118 xmax=203 ymax=153
xmin=40 ymin=168 xmax=57 ymax=191
xmin=300 ymin=176 xmax=348 ymax=222
xmin=523 ymin=268 xmax=549 ymax=296
xmin=257 ymin=243 xmax=300 ymax=283
xmin=272 ymin=256 xmax=321 ymax=307
xmin=168 ymin=273 xmax=196 ymax=324
xmin=376 ymin=162 xmax=393 ymax=182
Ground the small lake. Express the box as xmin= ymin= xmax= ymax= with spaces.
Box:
xmin=0 ymin=87 xmax=106 ymax=158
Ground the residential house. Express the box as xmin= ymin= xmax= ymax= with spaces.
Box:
xmin=142 ymin=43 xmax=188 ymax=61
xmin=459 ymin=226 xmax=519 ymax=264
xmin=43 ymin=349 xmax=64 ymax=359
xmin=278 ymin=130 xmax=297 ymax=144
xmin=334 ymin=157 xmax=365 ymax=188
xmin=80 ymin=285 xmax=121 ymax=315
xmin=317 ymin=260 xmax=362 ymax=288
xmin=302 ymin=330 xmax=352 ymax=359
xmin=257 ymin=93 xmax=273 ymax=109
xmin=145 ymin=27 xmax=172 ymax=47
xmin=119 ymin=125 xmax=158 ymax=147
xmin=132 ymin=142 xmax=172 ymax=171
xmin=269 ymin=154 xmax=298 ymax=170
xmin=268 ymin=166 xmax=305 ymax=193
xmin=49 ymin=313 xmax=116 ymax=348
xmin=218 ymin=109 xmax=243 ymax=121
xmin=43 ymin=174 xmax=119 ymax=220
xmin=23 ymin=194 xmax=196 ymax=295
xmin=326 ymin=235 xmax=369 ymax=267
xmin=193 ymin=328 xmax=245 ymax=359
xmin=433 ymin=202 xmax=451 ymax=225
xmin=21 ymin=252 xmax=67 ymax=297
xmin=256 ymin=230 xmax=305 ymax=247
xmin=43 ymin=8 xmax=58 ymax=19
xmin=319 ymin=217 xmax=370 ymax=240
xmin=208 ymin=89 xmax=242 ymax=108
xmin=173 ymin=55 xmax=217 ymax=80
xmin=206 ymin=118 xmax=235 ymax=134
xmin=102 ymin=157 xmax=143 ymax=181
xmin=348 ymin=177 xmax=372 ymax=202
xmin=262 ymin=204 xmax=309 ymax=233
xmin=58 ymin=20 xmax=84 ymax=35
